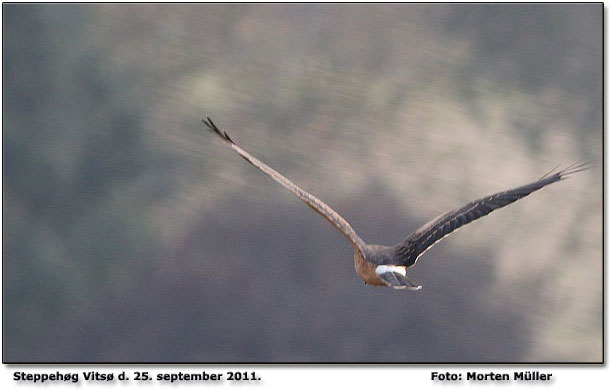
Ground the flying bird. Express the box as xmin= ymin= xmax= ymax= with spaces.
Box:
xmin=203 ymin=116 xmax=587 ymax=290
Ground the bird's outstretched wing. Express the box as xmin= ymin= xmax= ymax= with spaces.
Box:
xmin=392 ymin=163 xmax=588 ymax=267
xmin=203 ymin=116 xmax=367 ymax=253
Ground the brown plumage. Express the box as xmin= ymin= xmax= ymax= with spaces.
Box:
xmin=203 ymin=117 xmax=587 ymax=290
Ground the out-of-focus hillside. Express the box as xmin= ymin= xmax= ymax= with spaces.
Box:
xmin=3 ymin=4 xmax=601 ymax=362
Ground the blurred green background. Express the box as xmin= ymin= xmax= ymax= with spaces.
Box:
xmin=2 ymin=4 xmax=602 ymax=362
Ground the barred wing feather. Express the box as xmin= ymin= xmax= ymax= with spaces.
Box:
xmin=392 ymin=163 xmax=588 ymax=267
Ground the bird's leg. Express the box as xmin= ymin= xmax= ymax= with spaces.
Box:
xmin=403 ymin=277 xmax=422 ymax=290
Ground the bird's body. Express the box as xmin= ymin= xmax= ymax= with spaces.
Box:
xmin=203 ymin=117 xmax=587 ymax=290
xmin=354 ymin=247 xmax=388 ymax=286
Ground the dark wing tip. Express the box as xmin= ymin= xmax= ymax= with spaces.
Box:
xmin=556 ymin=162 xmax=591 ymax=180
xmin=538 ymin=163 xmax=562 ymax=180
xmin=202 ymin=116 xmax=234 ymax=144
xmin=539 ymin=162 xmax=590 ymax=182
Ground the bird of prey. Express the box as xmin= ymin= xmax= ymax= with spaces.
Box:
xmin=203 ymin=116 xmax=587 ymax=290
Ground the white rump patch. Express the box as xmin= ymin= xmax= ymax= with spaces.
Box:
xmin=375 ymin=265 xmax=407 ymax=276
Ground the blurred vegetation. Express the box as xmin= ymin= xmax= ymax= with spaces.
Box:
xmin=3 ymin=4 xmax=602 ymax=362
